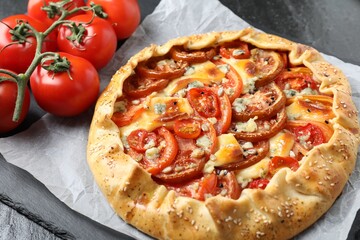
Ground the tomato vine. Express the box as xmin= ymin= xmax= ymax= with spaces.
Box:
xmin=0 ymin=0 xmax=97 ymax=122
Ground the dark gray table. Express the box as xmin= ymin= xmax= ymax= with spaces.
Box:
xmin=1 ymin=0 xmax=360 ymax=239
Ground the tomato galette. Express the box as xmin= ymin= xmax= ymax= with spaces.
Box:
xmin=87 ymin=28 xmax=359 ymax=239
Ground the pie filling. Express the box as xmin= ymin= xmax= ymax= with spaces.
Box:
xmin=112 ymin=41 xmax=334 ymax=201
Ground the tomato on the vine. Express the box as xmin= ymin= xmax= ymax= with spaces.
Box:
xmin=0 ymin=75 xmax=30 ymax=133
xmin=87 ymin=0 xmax=140 ymax=40
xmin=27 ymin=0 xmax=86 ymax=28
xmin=57 ymin=14 xmax=117 ymax=70
xmin=30 ymin=52 xmax=100 ymax=117
xmin=0 ymin=14 xmax=57 ymax=73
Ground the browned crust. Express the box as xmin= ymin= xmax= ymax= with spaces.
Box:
xmin=87 ymin=28 xmax=359 ymax=239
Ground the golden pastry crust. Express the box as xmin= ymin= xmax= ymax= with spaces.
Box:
xmin=87 ymin=28 xmax=359 ymax=239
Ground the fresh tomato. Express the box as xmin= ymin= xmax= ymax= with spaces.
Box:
xmin=30 ymin=52 xmax=100 ymax=117
xmin=127 ymin=129 xmax=157 ymax=152
xmin=87 ymin=0 xmax=140 ymax=40
xmin=219 ymin=41 xmax=250 ymax=59
xmin=27 ymin=0 xmax=86 ymax=28
xmin=187 ymin=87 xmax=221 ymax=118
xmin=136 ymin=57 xmax=188 ymax=80
xmin=232 ymin=82 xmax=286 ymax=121
xmin=123 ymin=75 xmax=169 ymax=98
xmin=0 ymin=14 xmax=57 ymax=73
xmin=138 ymin=127 xmax=179 ymax=175
xmin=174 ymin=118 xmax=201 ymax=139
xmin=248 ymin=178 xmax=269 ymax=189
xmin=170 ymin=47 xmax=216 ymax=64
xmin=268 ymin=156 xmax=299 ymax=175
xmin=57 ymin=14 xmax=117 ymax=70
xmin=0 ymin=77 xmax=30 ymax=133
xmin=275 ymin=67 xmax=319 ymax=92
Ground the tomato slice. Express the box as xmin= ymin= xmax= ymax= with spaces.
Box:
xmin=232 ymin=82 xmax=286 ymax=121
xmin=219 ymin=41 xmax=250 ymax=59
xmin=111 ymin=98 xmax=144 ymax=127
xmin=268 ymin=156 xmax=300 ymax=175
xmin=173 ymin=118 xmax=201 ymax=139
xmin=170 ymin=46 xmax=216 ymax=64
xmin=187 ymin=87 xmax=221 ymax=118
xmin=154 ymin=136 xmax=206 ymax=184
xmin=136 ymin=57 xmax=188 ymax=80
xmin=215 ymin=171 xmax=241 ymax=199
xmin=163 ymin=171 xmax=241 ymax=200
xmin=136 ymin=127 xmax=179 ymax=175
xmin=212 ymin=59 xmax=243 ymax=102
xmin=245 ymin=48 xmax=285 ymax=88
xmin=248 ymin=178 xmax=270 ymax=190
xmin=214 ymin=89 xmax=232 ymax=135
xmin=275 ymin=67 xmax=319 ymax=93
xmin=123 ymin=74 xmax=169 ymax=98
xmin=217 ymin=140 xmax=269 ymax=171
xmin=127 ymin=129 xmax=157 ymax=152
xmin=287 ymin=122 xmax=325 ymax=151
xmin=231 ymin=107 xmax=287 ymax=142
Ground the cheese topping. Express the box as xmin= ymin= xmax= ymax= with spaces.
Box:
xmin=120 ymin=97 xmax=193 ymax=136
xmin=213 ymin=134 xmax=243 ymax=166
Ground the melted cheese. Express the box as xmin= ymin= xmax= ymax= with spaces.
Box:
xmin=213 ymin=134 xmax=243 ymax=166
xmin=286 ymin=96 xmax=334 ymax=122
xmin=120 ymin=97 xmax=193 ymax=137
xmin=221 ymin=58 xmax=258 ymax=94
xmin=161 ymin=61 xmax=225 ymax=96
xmin=269 ymin=130 xmax=295 ymax=157
xmin=236 ymin=157 xmax=270 ymax=182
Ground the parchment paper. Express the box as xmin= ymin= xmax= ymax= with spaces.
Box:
xmin=1 ymin=0 xmax=359 ymax=239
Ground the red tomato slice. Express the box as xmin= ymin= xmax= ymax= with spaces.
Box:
xmin=154 ymin=136 xmax=206 ymax=184
xmin=248 ymin=178 xmax=270 ymax=190
xmin=174 ymin=118 xmax=201 ymax=139
xmin=136 ymin=57 xmax=188 ymax=80
xmin=212 ymin=59 xmax=243 ymax=102
xmin=111 ymin=98 xmax=144 ymax=127
xmin=170 ymin=47 xmax=216 ymax=64
xmin=215 ymin=171 xmax=241 ymax=199
xmin=275 ymin=67 xmax=319 ymax=92
xmin=232 ymin=107 xmax=287 ymax=142
xmin=214 ymin=89 xmax=232 ymax=135
xmin=196 ymin=173 xmax=218 ymax=201
xmin=232 ymin=82 xmax=286 ymax=121
xmin=246 ymin=49 xmax=285 ymax=88
xmin=268 ymin=156 xmax=299 ymax=175
xmin=127 ymin=129 xmax=157 ymax=152
xmin=187 ymin=87 xmax=221 ymax=118
xmin=123 ymin=75 xmax=169 ymax=98
xmin=219 ymin=41 xmax=250 ymax=59
xmin=140 ymin=127 xmax=179 ymax=175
